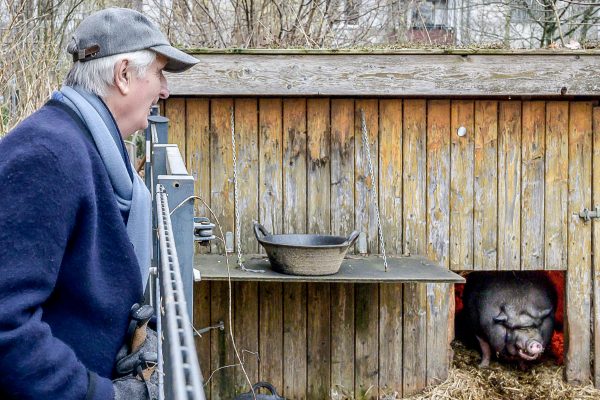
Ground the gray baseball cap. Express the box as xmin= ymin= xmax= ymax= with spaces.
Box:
xmin=67 ymin=7 xmax=198 ymax=72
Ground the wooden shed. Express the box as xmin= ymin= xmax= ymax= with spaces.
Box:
xmin=162 ymin=49 xmax=600 ymax=399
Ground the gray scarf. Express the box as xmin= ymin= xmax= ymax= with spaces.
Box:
xmin=53 ymin=86 xmax=151 ymax=290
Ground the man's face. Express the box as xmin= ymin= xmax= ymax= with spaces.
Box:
xmin=127 ymin=55 xmax=169 ymax=133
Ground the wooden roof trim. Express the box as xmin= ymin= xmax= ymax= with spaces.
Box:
xmin=166 ymin=51 xmax=600 ymax=97
xmin=183 ymin=48 xmax=600 ymax=56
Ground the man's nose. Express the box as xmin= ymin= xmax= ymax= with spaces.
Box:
xmin=159 ymin=77 xmax=169 ymax=99
xmin=159 ymin=85 xmax=170 ymax=100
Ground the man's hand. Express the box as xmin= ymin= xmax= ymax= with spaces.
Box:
xmin=113 ymin=304 xmax=159 ymax=400
xmin=113 ymin=369 xmax=158 ymax=400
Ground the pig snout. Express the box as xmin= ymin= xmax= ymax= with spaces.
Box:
xmin=528 ymin=340 xmax=543 ymax=354
xmin=518 ymin=340 xmax=544 ymax=360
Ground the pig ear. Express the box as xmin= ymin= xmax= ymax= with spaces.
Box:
xmin=538 ymin=307 xmax=553 ymax=319
xmin=493 ymin=311 xmax=508 ymax=324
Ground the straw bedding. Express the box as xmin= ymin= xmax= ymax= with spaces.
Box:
xmin=402 ymin=341 xmax=600 ymax=400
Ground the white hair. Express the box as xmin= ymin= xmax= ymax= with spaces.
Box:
xmin=64 ymin=50 xmax=157 ymax=98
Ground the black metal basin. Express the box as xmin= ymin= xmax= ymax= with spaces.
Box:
xmin=253 ymin=222 xmax=359 ymax=276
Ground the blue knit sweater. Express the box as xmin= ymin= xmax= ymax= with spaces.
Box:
xmin=0 ymin=100 xmax=144 ymax=399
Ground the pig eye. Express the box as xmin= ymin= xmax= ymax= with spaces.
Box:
xmin=493 ymin=314 xmax=508 ymax=324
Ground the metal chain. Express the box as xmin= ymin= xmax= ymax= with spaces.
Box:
xmin=230 ymin=107 xmax=244 ymax=268
xmin=360 ymin=110 xmax=388 ymax=272
xmin=231 ymin=107 xmax=244 ymax=268
xmin=231 ymin=107 xmax=264 ymax=273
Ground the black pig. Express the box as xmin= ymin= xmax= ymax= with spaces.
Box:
xmin=462 ymin=271 xmax=557 ymax=369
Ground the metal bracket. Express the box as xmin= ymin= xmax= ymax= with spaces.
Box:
xmin=579 ymin=205 xmax=600 ymax=222
xmin=193 ymin=217 xmax=216 ymax=245
xmin=194 ymin=321 xmax=225 ymax=336
xmin=225 ymin=232 xmax=234 ymax=253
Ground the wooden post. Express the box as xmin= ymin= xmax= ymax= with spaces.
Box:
xmin=521 ymin=101 xmax=546 ymax=270
xmin=307 ymin=98 xmax=332 ymax=400
xmin=565 ymin=102 xmax=593 ymax=385
xmin=498 ymin=101 xmax=522 ymax=270
xmin=234 ymin=98 xmax=260 ymax=254
xmin=258 ymin=98 xmax=284 ymax=391
xmin=165 ymin=98 xmax=186 ymax=157
xmin=426 ymin=100 xmax=452 ymax=386
xmin=473 ymin=100 xmax=498 ymax=271
xmin=402 ymin=99 xmax=427 ymax=396
xmin=378 ymin=99 xmax=404 ymax=397
xmin=233 ymin=281 xmax=259 ymax=393
xmin=593 ymin=106 xmax=600 ymax=388
xmin=186 ymin=98 xmax=211 ymax=254
xmin=282 ymin=98 xmax=308 ymax=399
xmin=209 ymin=98 xmax=234 ymax=254
xmin=210 ymin=281 xmax=236 ymax=399
xmin=330 ymin=99 xmax=356 ymax=400
xmin=544 ymin=102 xmax=569 ymax=271
xmin=450 ymin=100 xmax=475 ymax=271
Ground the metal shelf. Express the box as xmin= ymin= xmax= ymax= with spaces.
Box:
xmin=194 ymin=254 xmax=464 ymax=283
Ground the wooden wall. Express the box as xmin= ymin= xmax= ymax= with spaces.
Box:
xmin=163 ymin=98 xmax=599 ymax=398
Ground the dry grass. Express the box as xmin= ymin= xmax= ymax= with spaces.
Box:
xmin=403 ymin=341 xmax=600 ymax=400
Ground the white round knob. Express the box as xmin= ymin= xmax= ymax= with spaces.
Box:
xmin=457 ymin=126 xmax=467 ymax=137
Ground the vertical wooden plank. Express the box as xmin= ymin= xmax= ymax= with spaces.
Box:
xmin=165 ymin=98 xmax=186 ymax=156
xmin=307 ymin=98 xmax=332 ymax=400
xmin=330 ymin=99 xmax=355 ymax=400
xmin=259 ymin=282 xmax=284 ymax=391
xmin=378 ymin=98 xmax=404 ymax=398
xmin=307 ymin=283 xmax=331 ymax=399
xmin=521 ymin=101 xmax=546 ymax=270
xmin=210 ymin=281 xmax=236 ymax=399
xmin=158 ymin=100 xmax=166 ymax=118
xmin=281 ymin=98 xmax=307 ymax=399
xmin=259 ymin=98 xmax=283 ymax=235
xmin=379 ymin=283 xmax=402 ymax=398
xmin=258 ymin=98 xmax=284 ymax=391
xmin=283 ymin=282 xmax=307 ymax=399
xmin=403 ymin=99 xmax=427 ymax=256
xmin=193 ymin=281 xmax=211 ymax=389
xmin=235 ymin=98 xmax=260 ymax=254
xmin=565 ymin=101 xmax=593 ymax=385
xmin=450 ymin=100 xmax=475 ymax=270
xmin=379 ymin=99 xmax=403 ymax=254
xmin=282 ymin=98 xmax=307 ymax=235
xmin=402 ymin=99 xmax=427 ymax=397
xmin=307 ymin=98 xmax=331 ymax=235
xmin=210 ymin=98 xmax=234 ymax=254
xmin=592 ymin=107 xmax=600 ymax=388
xmin=331 ymin=283 xmax=354 ymax=400
xmin=545 ymin=102 xmax=569 ymax=271
xmin=354 ymin=99 xmax=379 ymax=400
xmin=427 ymin=99 xmax=451 ymax=268
xmin=233 ymin=281 xmax=259 ymax=394
xmin=355 ymin=99 xmax=379 ymax=253
xmin=498 ymin=101 xmax=522 ymax=270
xmin=425 ymin=100 xmax=452 ymax=387
xmin=186 ymin=98 xmax=211 ymax=254
xmin=355 ymin=284 xmax=379 ymax=400
xmin=187 ymin=99 xmax=211 ymax=395
xmin=426 ymin=283 xmax=452 ymax=386
xmin=473 ymin=101 xmax=498 ymax=271
xmin=331 ymin=99 xmax=355 ymax=242
xmin=402 ymin=283 xmax=426 ymax=397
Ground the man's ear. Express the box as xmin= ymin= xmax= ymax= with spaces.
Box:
xmin=113 ymin=59 xmax=130 ymax=95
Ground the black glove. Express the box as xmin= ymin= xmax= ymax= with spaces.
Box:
xmin=115 ymin=327 xmax=158 ymax=376
xmin=113 ymin=362 xmax=158 ymax=400
xmin=113 ymin=304 xmax=159 ymax=400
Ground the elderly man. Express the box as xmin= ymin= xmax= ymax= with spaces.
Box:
xmin=0 ymin=8 xmax=197 ymax=400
